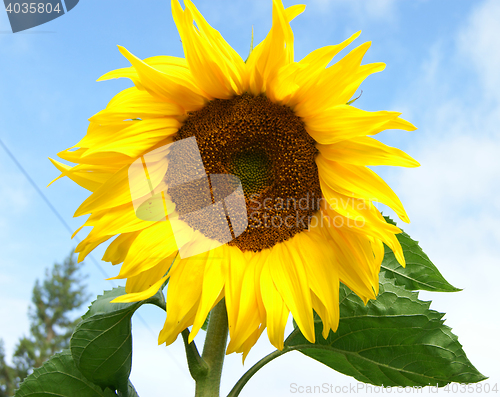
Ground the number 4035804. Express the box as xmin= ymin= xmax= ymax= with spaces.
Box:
xmin=443 ymin=383 xmax=498 ymax=393
xmin=5 ymin=3 xmax=62 ymax=14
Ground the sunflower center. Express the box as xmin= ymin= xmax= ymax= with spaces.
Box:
xmin=229 ymin=149 xmax=271 ymax=196
xmin=173 ymin=93 xmax=322 ymax=252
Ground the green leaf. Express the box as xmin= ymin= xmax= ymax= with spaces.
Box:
xmin=118 ymin=381 xmax=140 ymax=397
xmin=82 ymin=286 xmax=165 ymax=320
xmin=71 ymin=287 xmax=165 ymax=395
xmin=382 ymin=216 xmax=460 ymax=292
xmin=15 ymin=350 xmax=117 ymax=397
xmin=285 ymin=275 xmax=486 ymax=387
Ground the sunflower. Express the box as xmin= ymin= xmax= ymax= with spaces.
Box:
xmin=50 ymin=0 xmax=418 ymax=358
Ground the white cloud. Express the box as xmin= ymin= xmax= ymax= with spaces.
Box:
xmin=458 ymin=0 xmax=500 ymax=101
xmin=394 ymin=0 xmax=500 ymax=251
xmin=383 ymin=0 xmax=500 ymax=385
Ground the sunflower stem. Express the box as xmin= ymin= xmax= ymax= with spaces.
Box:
xmin=182 ymin=329 xmax=208 ymax=381
xmin=226 ymin=348 xmax=292 ymax=397
xmin=227 ymin=329 xmax=301 ymax=396
xmin=195 ymin=299 xmax=229 ymax=397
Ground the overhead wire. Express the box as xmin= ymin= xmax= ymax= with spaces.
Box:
xmin=0 ymin=136 xmax=190 ymax=380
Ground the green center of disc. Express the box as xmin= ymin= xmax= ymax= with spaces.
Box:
xmin=230 ymin=150 xmax=271 ymax=196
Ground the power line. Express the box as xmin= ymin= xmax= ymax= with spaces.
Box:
xmin=0 ymin=136 xmax=111 ymax=278
xmin=0 ymin=136 xmax=189 ymax=379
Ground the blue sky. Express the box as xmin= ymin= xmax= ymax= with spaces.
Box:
xmin=1 ymin=0 xmax=499 ymax=395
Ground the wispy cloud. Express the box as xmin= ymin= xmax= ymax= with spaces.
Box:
xmin=386 ymin=0 xmax=500 ymax=381
xmin=458 ymin=0 xmax=500 ymax=102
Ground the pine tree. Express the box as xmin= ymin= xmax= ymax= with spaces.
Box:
xmin=0 ymin=340 xmax=15 ymax=397
xmin=0 ymin=252 xmax=89 ymax=392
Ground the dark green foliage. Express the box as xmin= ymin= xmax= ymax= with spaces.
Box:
xmin=286 ymin=276 xmax=486 ymax=386
xmin=1 ymin=252 xmax=89 ymax=393
xmin=13 ymin=252 xmax=89 ymax=375
xmin=14 ymin=286 xmax=165 ymax=396
xmin=0 ymin=340 xmax=15 ymax=397
xmin=283 ymin=218 xmax=484 ymax=387
xmin=381 ymin=216 xmax=460 ymax=292
xmin=10 ymin=287 xmax=165 ymax=397
xmin=6 ymin=216 xmax=487 ymax=396
xmin=15 ymin=351 xmax=117 ymax=397
xmin=70 ymin=287 xmax=164 ymax=395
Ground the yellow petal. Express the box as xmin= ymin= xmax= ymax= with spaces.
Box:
xmin=190 ymin=247 xmax=227 ymax=342
xmin=300 ymin=31 xmax=361 ymax=69
xmin=339 ymin=62 xmax=386 ymax=104
xmin=318 ymin=219 xmax=377 ymax=302
xmin=238 ymin=325 xmax=266 ymax=363
xmin=317 ymin=136 xmax=419 ymax=167
xmin=96 ymin=55 xmax=190 ymax=91
xmin=113 ymin=222 xmax=178 ymax=279
xmin=48 ymin=158 xmax=114 ymax=192
xmin=271 ymin=243 xmax=315 ymax=343
xmin=79 ymin=119 xmax=179 ymax=158
xmin=57 ymin=147 xmax=131 ymax=167
xmin=75 ymin=156 xmax=165 ymax=217
xmin=310 ymin=292 xmax=331 ymax=339
xmin=111 ymin=274 xmax=168 ymax=303
xmin=159 ymin=252 xmax=208 ymax=346
xmin=246 ymin=1 xmax=305 ymax=94
xmin=116 ymin=46 xmax=208 ymax=112
xmin=224 ymin=246 xmax=248 ymax=337
xmin=102 ymin=232 xmax=140 ymax=265
xmin=316 ymin=154 xmax=409 ymax=223
xmin=75 ymin=235 xmax=112 ymax=263
xmin=172 ymin=0 xmax=247 ymax=98
xmin=282 ymin=31 xmax=362 ymax=107
xmin=318 ymin=177 xmax=405 ymax=267
xmin=90 ymin=87 xmax=185 ymax=124
xmin=260 ymin=250 xmax=289 ymax=350
xmin=303 ymin=105 xmax=402 ymax=145
xmin=228 ymin=250 xmax=267 ymax=354
xmin=82 ymin=203 xmax=157 ymax=240
xmin=295 ymin=232 xmax=339 ymax=336
xmin=294 ymin=42 xmax=384 ymax=117
xmin=97 ymin=66 xmax=144 ymax=90
xmin=125 ymin=255 xmax=174 ymax=295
